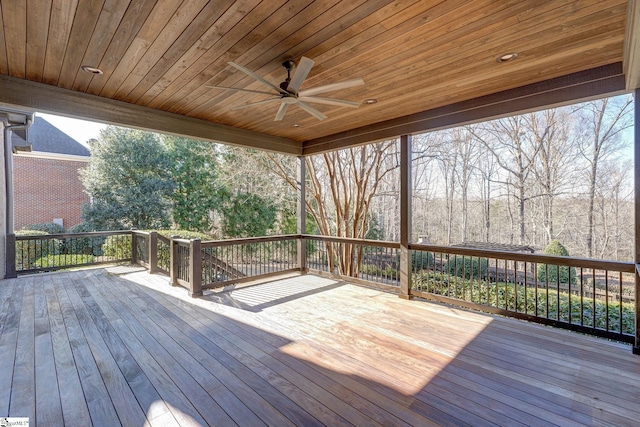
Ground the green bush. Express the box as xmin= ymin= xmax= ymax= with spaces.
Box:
xmin=412 ymin=251 xmax=435 ymax=271
xmin=154 ymin=229 xmax=214 ymax=240
xmin=537 ymin=240 xmax=576 ymax=284
xmin=68 ymin=222 xmax=95 ymax=233
xmin=21 ymin=222 xmax=65 ymax=235
xmin=360 ymin=264 xmax=397 ymax=279
xmin=33 ymin=254 xmax=95 ymax=269
xmin=15 ymin=230 xmax=61 ymax=270
xmin=101 ymin=229 xmax=214 ymax=262
xmin=63 ymin=222 xmax=104 ymax=256
xmin=395 ymin=250 xmax=435 ymax=272
xmin=412 ymin=272 xmax=635 ymax=335
xmin=445 ymin=255 xmax=488 ymax=279
xmin=101 ymin=235 xmax=132 ymax=259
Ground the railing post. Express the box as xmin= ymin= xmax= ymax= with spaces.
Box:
xmin=5 ymin=233 xmax=16 ymax=278
xmin=298 ymin=236 xmax=307 ymax=273
xmin=399 ymin=134 xmax=412 ymax=299
xmin=635 ymin=268 xmax=640 ymax=355
xmin=149 ymin=231 xmax=158 ymax=274
xmin=170 ymin=235 xmax=180 ymax=286
xmin=189 ymin=238 xmax=202 ymax=297
xmin=131 ymin=228 xmax=138 ymax=265
xmin=297 ymin=155 xmax=307 ymax=273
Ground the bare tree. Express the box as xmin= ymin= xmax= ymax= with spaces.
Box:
xmin=575 ymin=96 xmax=632 ymax=257
xmin=453 ymin=127 xmax=481 ymax=242
xmin=472 ymin=116 xmax=541 ymax=244
xmin=434 ymin=136 xmax=458 ymax=245
xmin=474 ymin=147 xmax=499 ymax=242
xmin=593 ymin=159 xmax=633 ymax=259
xmin=266 ymin=141 xmax=399 ymax=276
xmin=525 ymin=108 xmax=577 ymax=243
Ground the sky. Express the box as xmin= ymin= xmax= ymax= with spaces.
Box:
xmin=37 ymin=113 xmax=107 ymax=146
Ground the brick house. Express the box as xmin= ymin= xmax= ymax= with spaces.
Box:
xmin=11 ymin=117 xmax=90 ymax=231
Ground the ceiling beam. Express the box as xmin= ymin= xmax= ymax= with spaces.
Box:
xmin=303 ymin=63 xmax=627 ymax=155
xmin=625 ymin=0 xmax=640 ymax=90
xmin=0 ymin=74 xmax=301 ymax=155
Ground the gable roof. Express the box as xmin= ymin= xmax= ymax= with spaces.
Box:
xmin=12 ymin=118 xmax=90 ymax=157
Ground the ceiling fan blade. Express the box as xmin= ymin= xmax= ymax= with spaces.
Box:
xmin=296 ymin=101 xmax=327 ymax=121
xmin=231 ymin=98 xmax=281 ymax=110
xmin=274 ymin=103 xmax=289 ymax=121
xmin=288 ymin=56 xmax=314 ymax=93
xmin=298 ymin=96 xmax=360 ymax=108
xmin=298 ymin=77 xmax=365 ymax=97
xmin=206 ymin=85 xmax=278 ymax=96
xmin=228 ymin=61 xmax=288 ymax=95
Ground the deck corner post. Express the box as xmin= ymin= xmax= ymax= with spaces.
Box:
xmin=297 ymin=155 xmax=307 ymax=273
xmin=634 ymin=88 xmax=640 ymax=354
xmin=5 ymin=232 xmax=16 ymax=279
xmin=189 ymin=238 xmax=203 ymax=297
xmin=170 ymin=235 xmax=180 ymax=286
xmin=149 ymin=231 xmax=158 ymax=274
xmin=399 ymin=134 xmax=413 ymax=300
xmin=130 ymin=228 xmax=138 ymax=265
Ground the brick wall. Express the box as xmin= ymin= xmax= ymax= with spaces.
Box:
xmin=13 ymin=155 xmax=89 ymax=231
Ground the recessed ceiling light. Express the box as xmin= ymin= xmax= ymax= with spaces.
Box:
xmin=363 ymin=98 xmax=377 ymax=104
xmin=81 ymin=65 xmax=103 ymax=75
xmin=496 ymin=52 xmax=519 ymax=63
xmin=291 ymin=123 xmax=301 ymax=127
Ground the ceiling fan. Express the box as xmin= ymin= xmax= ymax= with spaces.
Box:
xmin=207 ymin=57 xmax=365 ymax=121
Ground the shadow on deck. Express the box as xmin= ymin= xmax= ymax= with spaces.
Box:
xmin=1 ymin=268 xmax=639 ymax=426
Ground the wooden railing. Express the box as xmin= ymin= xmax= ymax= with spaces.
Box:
xmin=301 ymin=236 xmax=636 ymax=343
xmin=13 ymin=230 xmax=132 ymax=274
xmin=9 ymin=230 xmax=638 ymax=345
xmin=305 ymin=235 xmax=401 ymax=290
xmin=200 ymin=235 xmax=298 ymax=288
xmin=139 ymin=233 xmax=299 ymax=297
xmin=407 ymin=243 xmax=636 ymax=343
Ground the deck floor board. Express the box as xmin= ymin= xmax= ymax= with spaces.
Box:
xmin=1 ymin=268 xmax=639 ymax=426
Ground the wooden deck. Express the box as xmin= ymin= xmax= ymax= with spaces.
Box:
xmin=1 ymin=268 xmax=639 ymax=426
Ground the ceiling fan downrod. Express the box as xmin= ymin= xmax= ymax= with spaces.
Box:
xmin=280 ymin=60 xmax=295 ymax=92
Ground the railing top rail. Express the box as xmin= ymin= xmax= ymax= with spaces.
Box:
xmin=131 ymin=230 xmax=150 ymax=236
xmin=158 ymin=234 xmax=170 ymax=244
xmin=173 ymin=238 xmax=191 ymax=245
xmin=409 ymin=242 xmax=635 ymax=273
xmin=302 ymin=234 xmax=401 ymax=249
xmin=200 ymin=234 xmax=299 ymax=248
xmin=15 ymin=230 xmax=132 ymax=240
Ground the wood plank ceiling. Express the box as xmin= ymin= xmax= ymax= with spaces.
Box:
xmin=0 ymin=0 xmax=632 ymax=154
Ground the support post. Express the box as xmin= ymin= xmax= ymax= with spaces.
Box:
xmin=189 ymin=238 xmax=202 ymax=297
xmin=149 ymin=231 xmax=158 ymax=274
xmin=5 ymin=232 xmax=15 ymax=278
xmin=170 ymin=235 xmax=180 ymax=286
xmin=297 ymin=156 xmax=307 ymax=273
xmin=131 ymin=228 xmax=138 ymax=265
xmin=634 ymin=88 xmax=640 ymax=355
xmin=399 ymin=134 xmax=412 ymax=299
xmin=3 ymin=126 xmax=13 ymax=277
